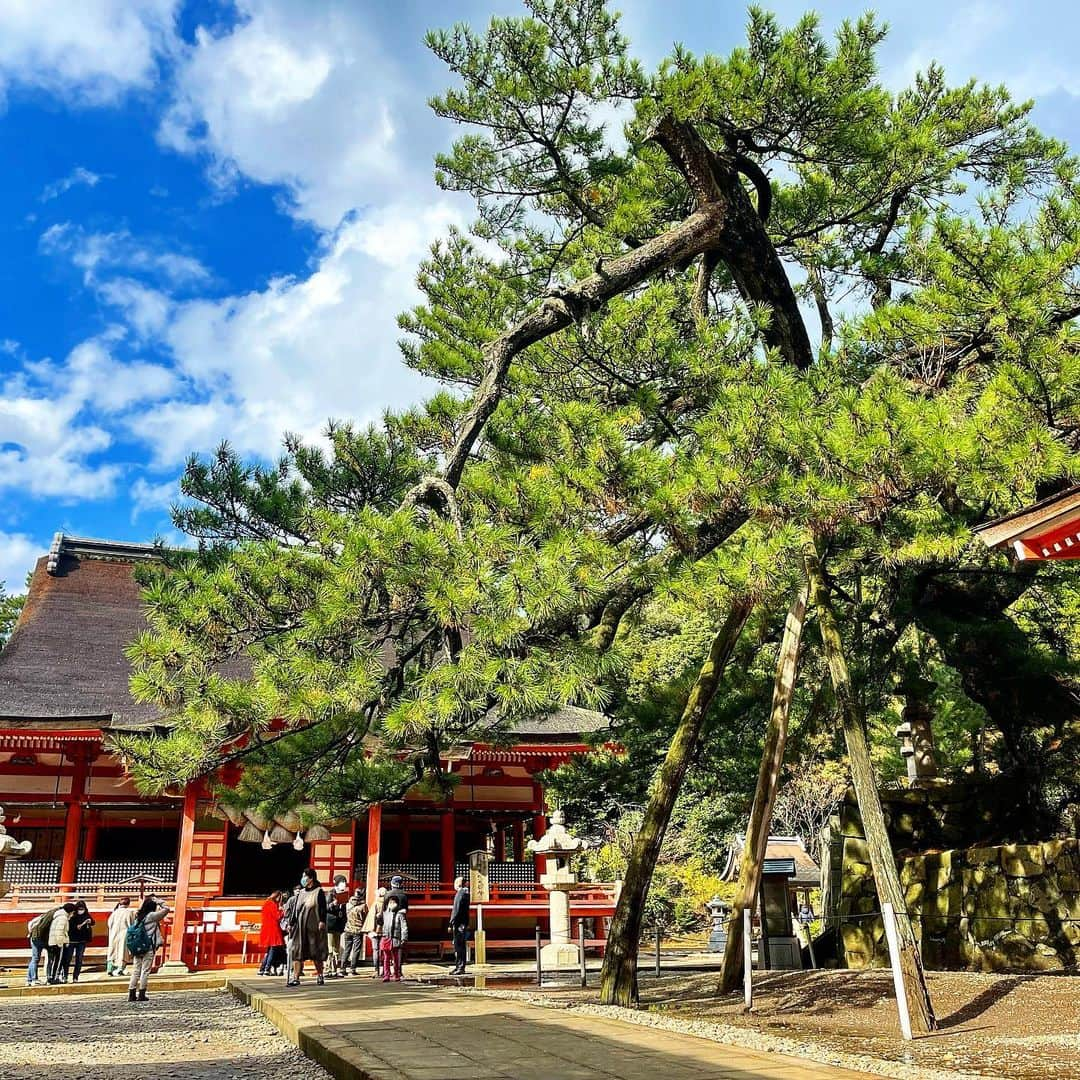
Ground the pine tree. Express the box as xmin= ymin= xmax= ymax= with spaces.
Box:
xmin=115 ymin=1 xmax=1080 ymax=1020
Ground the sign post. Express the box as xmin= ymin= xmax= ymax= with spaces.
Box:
xmin=469 ymin=850 xmax=490 ymax=965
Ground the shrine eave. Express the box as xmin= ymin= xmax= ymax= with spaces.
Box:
xmin=974 ymin=485 xmax=1080 ymax=561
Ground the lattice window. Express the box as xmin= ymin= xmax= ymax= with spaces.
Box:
xmin=490 ymin=861 xmax=537 ymax=885
xmin=5 ymin=860 xmax=59 ymax=886
xmin=75 ymin=862 xmax=177 ymax=885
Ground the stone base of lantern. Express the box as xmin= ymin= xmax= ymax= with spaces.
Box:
xmin=159 ymin=959 xmax=191 ymax=975
xmin=540 ymin=941 xmax=581 ymax=968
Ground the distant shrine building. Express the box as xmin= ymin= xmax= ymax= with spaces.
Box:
xmin=0 ymin=535 xmax=616 ymax=968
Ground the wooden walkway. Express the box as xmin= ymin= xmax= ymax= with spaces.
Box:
xmin=229 ymin=976 xmax=873 ymax=1080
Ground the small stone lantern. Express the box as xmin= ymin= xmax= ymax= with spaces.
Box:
xmin=0 ymin=806 xmax=33 ymax=899
xmin=527 ymin=810 xmax=589 ymax=968
xmin=705 ymin=896 xmax=730 ymax=953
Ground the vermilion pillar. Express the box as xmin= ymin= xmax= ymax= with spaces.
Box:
xmin=365 ymin=804 xmax=382 ymax=908
xmin=440 ymin=809 xmax=455 ymax=885
xmin=83 ymin=813 xmax=99 ymax=862
xmin=59 ymin=751 xmax=89 ymax=891
xmin=493 ymin=823 xmax=506 ymax=861
xmin=164 ymin=783 xmax=198 ymax=971
xmin=512 ymin=820 xmax=525 ymax=861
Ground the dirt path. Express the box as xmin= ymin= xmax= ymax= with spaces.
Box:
xmin=479 ymin=969 xmax=1080 ymax=1080
xmin=0 ymin=988 xmax=332 ymax=1080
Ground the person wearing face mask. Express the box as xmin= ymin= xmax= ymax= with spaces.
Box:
xmin=62 ymin=900 xmax=95 ymax=982
xmin=287 ymin=868 xmax=328 ymax=987
xmin=325 ymin=877 xmax=349 ymax=977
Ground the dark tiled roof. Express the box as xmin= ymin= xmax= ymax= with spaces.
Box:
xmin=508 ymin=704 xmax=610 ymax=739
xmin=0 ymin=535 xmax=160 ymax=727
xmin=721 ymin=835 xmax=821 ymax=886
xmin=0 ymin=535 xmax=612 ymax=742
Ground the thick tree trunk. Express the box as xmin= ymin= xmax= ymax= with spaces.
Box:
xmin=599 ymin=600 xmax=753 ymax=1006
xmin=804 ymin=545 xmax=938 ymax=1035
xmin=718 ymin=585 xmax=807 ymax=994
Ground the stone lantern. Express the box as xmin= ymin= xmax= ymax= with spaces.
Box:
xmin=705 ymin=896 xmax=730 ymax=952
xmin=0 ymin=806 xmax=33 ymax=899
xmin=527 ymin=810 xmax=589 ymax=968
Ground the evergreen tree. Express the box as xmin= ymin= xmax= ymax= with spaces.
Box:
xmin=116 ymin=1 xmax=1080 ymax=1016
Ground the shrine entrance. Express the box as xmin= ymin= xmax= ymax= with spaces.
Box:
xmin=222 ymin=825 xmax=309 ymax=897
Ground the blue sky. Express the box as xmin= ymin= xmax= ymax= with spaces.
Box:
xmin=2 ymin=0 xmax=1080 ymax=591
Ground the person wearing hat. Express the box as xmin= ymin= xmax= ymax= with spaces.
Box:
xmin=385 ymin=875 xmax=409 ymax=913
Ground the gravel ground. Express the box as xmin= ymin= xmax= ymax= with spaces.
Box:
xmin=463 ymin=969 xmax=1080 ymax=1080
xmin=0 ymin=988 xmax=332 ymax=1080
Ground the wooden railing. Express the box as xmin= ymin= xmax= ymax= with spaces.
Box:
xmin=2 ymin=880 xmax=618 ymax=911
xmin=0 ymin=880 xmax=177 ymax=908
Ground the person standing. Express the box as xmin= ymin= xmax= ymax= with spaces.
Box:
xmin=341 ymin=887 xmax=367 ymax=975
xmin=126 ymin=896 xmax=170 ymax=1002
xmin=106 ymin=897 xmax=135 ymax=977
xmin=62 ymin=901 xmax=95 ymax=982
xmin=325 ymin=879 xmax=348 ymax=977
xmin=258 ymin=890 xmax=286 ymax=975
xmin=380 ymin=896 xmax=408 ymax=982
xmin=287 ymin=868 xmax=328 ymax=987
xmin=385 ymin=874 xmax=410 ymax=913
xmin=46 ymin=903 xmax=75 ymax=984
xmin=282 ymin=885 xmax=301 ymax=978
xmin=448 ymin=875 xmax=470 ymax=976
xmin=362 ymin=887 xmax=387 ymax=979
xmin=26 ymin=906 xmax=60 ymax=987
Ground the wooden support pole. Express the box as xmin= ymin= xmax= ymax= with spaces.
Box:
xmin=883 ymin=902 xmax=914 ymax=1040
xmin=365 ymin=804 xmax=382 ymax=908
xmin=440 ymin=808 xmax=456 ymax=886
xmin=59 ymin=751 xmax=89 ymax=893
xmin=804 ymin=542 xmax=937 ymax=1034
xmin=512 ymin=820 xmax=525 ymax=861
xmin=719 ymin=586 xmax=807 ymax=992
xmin=580 ymin=920 xmax=587 ymax=988
xmin=163 ymin=783 xmax=198 ymax=971
xmin=743 ymin=907 xmax=753 ymax=1009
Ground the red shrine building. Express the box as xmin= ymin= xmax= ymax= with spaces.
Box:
xmin=0 ymin=534 xmax=616 ymax=969
xmin=975 ymin=484 xmax=1080 ymax=561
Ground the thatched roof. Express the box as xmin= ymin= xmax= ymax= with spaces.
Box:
xmin=0 ymin=535 xmax=159 ymax=728
xmin=0 ymin=534 xmax=610 ymax=741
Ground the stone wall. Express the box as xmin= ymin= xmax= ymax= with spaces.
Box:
xmin=838 ymin=832 xmax=1080 ymax=973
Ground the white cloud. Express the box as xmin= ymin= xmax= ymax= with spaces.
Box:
xmin=129 ymin=199 xmax=461 ymax=463
xmin=40 ymin=166 xmax=107 ymax=202
xmin=0 ymin=333 xmax=176 ymax=499
xmin=0 ymin=530 xmax=40 ymax=592
xmin=41 ymin=223 xmax=209 ymax=288
xmin=130 ymin=475 xmax=179 ymax=520
xmin=159 ymin=1 xmax=408 ymax=229
xmin=0 ymin=0 xmax=178 ymax=107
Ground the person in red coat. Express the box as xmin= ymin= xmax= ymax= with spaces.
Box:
xmin=258 ymin=890 xmax=286 ymax=975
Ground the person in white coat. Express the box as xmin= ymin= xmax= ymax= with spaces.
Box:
xmin=106 ymin=896 xmax=135 ymax=976
xmin=46 ymin=903 xmax=75 ymax=984
xmin=127 ymin=896 xmax=170 ymax=1002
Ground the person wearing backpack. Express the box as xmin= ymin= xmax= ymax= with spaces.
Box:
xmin=46 ymin=903 xmax=76 ymax=984
xmin=106 ymin=897 xmax=135 ymax=976
xmin=26 ymin=906 xmax=60 ymax=987
xmin=126 ymin=896 xmax=170 ymax=1002
xmin=61 ymin=900 xmax=95 ymax=982
xmin=380 ymin=896 xmax=408 ymax=983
